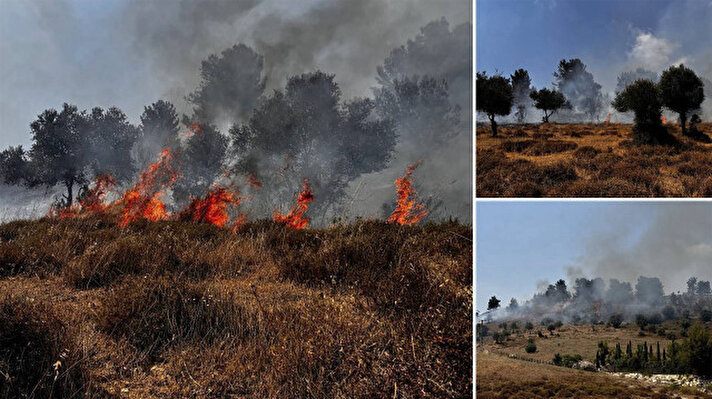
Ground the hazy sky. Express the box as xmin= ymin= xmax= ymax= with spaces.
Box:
xmin=0 ymin=0 xmax=471 ymax=150
xmin=476 ymin=202 xmax=712 ymax=312
xmin=477 ymin=0 xmax=712 ymax=94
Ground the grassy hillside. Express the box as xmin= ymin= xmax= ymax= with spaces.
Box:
xmin=0 ymin=218 xmax=472 ymax=398
xmin=476 ymin=122 xmax=712 ymax=197
xmin=478 ymin=321 xmax=703 ymax=364
xmin=477 ymin=352 xmax=711 ymax=399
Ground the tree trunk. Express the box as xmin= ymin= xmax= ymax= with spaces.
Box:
xmin=65 ymin=179 xmax=74 ymax=207
xmin=543 ymin=111 xmax=550 ymax=123
xmin=679 ymin=112 xmax=688 ymax=136
xmin=489 ymin=115 xmax=498 ymax=137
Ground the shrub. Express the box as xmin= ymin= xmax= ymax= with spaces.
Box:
xmin=635 ymin=314 xmax=648 ymax=329
xmin=701 ymin=309 xmax=712 ymax=322
xmin=609 ymin=314 xmax=623 ymax=328
xmin=553 ymin=353 xmax=563 ymax=365
xmin=561 ymin=354 xmax=583 ymax=368
xmin=525 ymin=338 xmax=537 ymax=353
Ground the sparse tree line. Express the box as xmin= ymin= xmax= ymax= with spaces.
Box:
xmin=0 ymin=19 xmax=471 ymax=223
xmin=479 ymin=316 xmax=711 ymax=377
xmin=483 ymin=275 xmax=712 ymax=324
xmin=476 ymin=60 xmax=709 ymax=144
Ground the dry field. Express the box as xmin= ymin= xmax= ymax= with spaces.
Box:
xmin=477 ymin=352 xmax=712 ymax=399
xmin=0 ymin=218 xmax=472 ymax=398
xmin=478 ymin=321 xmax=696 ymax=363
xmin=476 ymin=122 xmax=712 ymax=197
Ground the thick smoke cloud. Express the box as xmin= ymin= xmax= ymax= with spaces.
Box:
xmin=0 ymin=0 xmax=472 ymax=223
xmin=576 ymin=204 xmax=712 ymax=294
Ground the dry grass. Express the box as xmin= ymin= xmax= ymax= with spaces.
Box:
xmin=479 ymin=322 xmax=688 ymax=363
xmin=0 ymin=218 xmax=472 ymax=398
xmin=476 ymin=352 xmax=711 ymax=399
xmin=477 ymin=122 xmax=712 ymax=197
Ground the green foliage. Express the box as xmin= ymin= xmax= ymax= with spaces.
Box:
xmin=686 ymin=322 xmax=712 ymax=376
xmin=608 ymin=314 xmax=623 ymax=328
xmin=612 ymin=79 xmax=671 ymax=145
xmin=701 ymin=309 xmax=712 ymax=322
xmin=476 ymin=71 xmax=513 ymax=136
xmin=487 ymin=296 xmax=501 ymax=310
xmin=659 ymin=64 xmax=704 ymax=136
xmin=635 ymin=314 xmax=648 ymax=329
xmin=529 ymin=88 xmax=569 ymax=123
xmin=525 ymin=338 xmax=537 ymax=353
xmin=0 ymin=146 xmax=30 ymax=185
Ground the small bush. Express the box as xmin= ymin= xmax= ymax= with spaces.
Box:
xmin=608 ymin=314 xmax=623 ymax=328
xmin=525 ymin=338 xmax=537 ymax=353
xmin=701 ymin=309 xmax=712 ymax=322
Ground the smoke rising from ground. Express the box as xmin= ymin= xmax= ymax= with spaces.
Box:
xmin=576 ymin=204 xmax=712 ymax=294
xmin=0 ymin=1 xmax=472 ymax=223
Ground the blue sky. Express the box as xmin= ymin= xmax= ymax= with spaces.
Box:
xmin=476 ymin=202 xmax=712 ymax=312
xmin=477 ymin=0 xmax=712 ymax=92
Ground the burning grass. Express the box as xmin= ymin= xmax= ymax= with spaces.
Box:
xmin=0 ymin=217 xmax=472 ymax=398
xmin=477 ymin=123 xmax=712 ymax=197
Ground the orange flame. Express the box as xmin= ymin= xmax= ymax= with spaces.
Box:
xmin=604 ymin=113 xmax=611 ymax=125
xmin=273 ymin=179 xmax=314 ymax=229
xmin=246 ymin=173 xmax=262 ymax=189
xmin=181 ymin=122 xmax=203 ymax=137
xmin=181 ymin=186 xmax=244 ymax=228
xmin=116 ymin=148 xmax=180 ymax=227
xmin=661 ymin=115 xmax=667 ymax=124
xmin=388 ymin=161 xmax=428 ymax=226
xmin=48 ymin=174 xmax=116 ymax=219
xmin=79 ymin=174 xmax=116 ymax=214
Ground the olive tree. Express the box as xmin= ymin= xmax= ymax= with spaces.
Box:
xmin=659 ymin=64 xmax=704 ymax=137
xmin=530 ymin=88 xmax=569 ymax=123
xmin=476 ymin=72 xmax=513 ymax=137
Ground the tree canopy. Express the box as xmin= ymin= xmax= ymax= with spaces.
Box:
xmin=553 ymin=58 xmax=605 ymax=121
xmin=511 ymin=69 xmax=533 ymax=123
xmin=476 ymin=72 xmax=513 ymax=136
xmin=187 ymin=44 xmax=266 ymax=126
xmin=612 ymin=79 xmax=672 ymax=145
xmin=530 ymin=88 xmax=569 ymax=123
xmin=659 ymin=64 xmax=705 ymax=136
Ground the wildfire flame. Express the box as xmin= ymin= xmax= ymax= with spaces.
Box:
xmin=48 ymin=174 xmax=116 ymax=219
xmin=661 ymin=115 xmax=668 ymax=124
xmin=116 ymin=148 xmax=180 ymax=227
xmin=273 ymin=179 xmax=314 ymax=229
xmin=181 ymin=122 xmax=203 ymax=137
xmin=79 ymin=174 xmax=116 ymax=214
xmin=604 ymin=113 xmax=611 ymax=125
xmin=246 ymin=173 xmax=262 ymax=189
xmin=388 ymin=161 xmax=428 ymax=226
xmin=181 ymin=186 xmax=244 ymax=228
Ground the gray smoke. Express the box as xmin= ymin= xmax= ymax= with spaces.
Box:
xmin=0 ymin=0 xmax=472 ymax=223
xmin=578 ymin=204 xmax=712 ymax=293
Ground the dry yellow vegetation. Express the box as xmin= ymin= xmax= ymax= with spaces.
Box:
xmin=477 ymin=122 xmax=712 ymax=197
xmin=0 ymin=218 xmax=472 ymax=398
